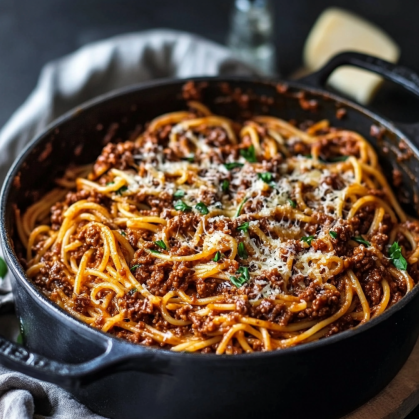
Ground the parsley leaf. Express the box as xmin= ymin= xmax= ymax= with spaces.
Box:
xmin=221 ymin=180 xmax=230 ymax=193
xmin=235 ymin=197 xmax=249 ymax=217
xmin=0 ymin=257 xmax=7 ymax=279
xmin=352 ymin=236 xmax=370 ymax=247
xmin=181 ymin=154 xmax=195 ymax=163
xmin=287 ymin=199 xmax=296 ymax=208
xmin=116 ymin=185 xmax=128 ymax=196
xmin=328 ymin=156 xmax=349 ymax=162
xmin=128 ymin=288 xmax=138 ymax=295
xmin=240 ymin=145 xmax=257 ymax=163
xmin=213 ymin=251 xmax=221 ymax=262
xmin=195 ymin=202 xmax=209 ymax=215
xmin=230 ymin=266 xmax=250 ymax=288
xmin=173 ymin=190 xmax=185 ymax=199
xmin=224 ymin=162 xmax=244 ymax=171
xmin=257 ymin=172 xmax=272 ymax=184
xmin=389 ymin=242 xmax=407 ymax=271
xmin=329 ymin=231 xmax=338 ymax=239
xmin=301 ymin=236 xmax=315 ymax=246
xmin=237 ymin=222 xmax=250 ymax=233
xmin=154 ymin=240 xmax=167 ymax=250
xmin=120 ymin=230 xmax=126 ymax=237
xmin=238 ymin=242 xmax=248 ymax=259
xmin=174 ymin=200 xmax=192 ymax=212
xmin=130 ymin=265 xmax=140 ymax=271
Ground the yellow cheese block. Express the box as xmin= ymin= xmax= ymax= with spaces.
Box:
xmin=303 ymin=8 xmax=400 ymax=104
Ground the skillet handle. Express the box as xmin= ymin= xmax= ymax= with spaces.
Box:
xmin=299 ymin=51 xmax=419 ymax=138
xmin=299 ymin=51 xmax=419 ymax=97
xmin=0 ymin=332 xmax=168 ymax=389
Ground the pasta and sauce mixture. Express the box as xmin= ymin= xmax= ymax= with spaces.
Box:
xmin=16 ymin=100 xmax=419 ymax=354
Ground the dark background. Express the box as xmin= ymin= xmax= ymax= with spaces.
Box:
xmin=1 ymin=1 xmax=419 ymax=417
xmin=2 ymin=0 xmax=419 ymax=129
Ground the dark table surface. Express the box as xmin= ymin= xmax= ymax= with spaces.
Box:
xmin=1 ymin=0 xmax=419 ymax=417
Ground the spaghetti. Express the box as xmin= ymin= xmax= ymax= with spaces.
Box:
xmin=17 ymin=101 xmax=419 ymax=354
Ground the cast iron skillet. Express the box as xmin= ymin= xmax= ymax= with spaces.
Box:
xmin=1 ymin=52 xmax=419 ymax=419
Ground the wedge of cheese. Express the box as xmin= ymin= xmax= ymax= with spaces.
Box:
xmin=303 ymin=8 xmax=400 ymax=104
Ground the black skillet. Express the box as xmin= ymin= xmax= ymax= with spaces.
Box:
xmin=1 ymin=52 xmax=419 ymax=419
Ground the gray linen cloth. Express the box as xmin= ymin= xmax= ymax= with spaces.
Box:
xmin=0 ymin=29 xmax=256 ymax=419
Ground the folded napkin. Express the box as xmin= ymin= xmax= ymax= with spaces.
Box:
xmin=0 ymin=29 xmax=256 ymax=419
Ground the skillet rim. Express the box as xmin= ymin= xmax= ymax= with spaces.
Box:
xmin=2 ymin=75 xmax=419 ymax=362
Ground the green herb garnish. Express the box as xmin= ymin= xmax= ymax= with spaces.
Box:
xmin=130 ymin=265 xmax=140 ymax=271
xmin=287 ymin=199 xmax=296 ymax=208
xmin=150 ymin=249 xmax=161 ymax=254
xmin=182 ymin=154 xmax=195 ymax=163
xmin=328 ymin=156 xmax=349 ymax=162
xmin=237 ymin=222 xmax=250 ymax=233
xmin=240 ymin=145 xmax=257 ymax=163
xmin=257 ymin=172 xmax=273 ymax=184
xmin=238 ymin=242 xmax=248 ymax=259
xmin=116 ymin=185 xmax=128 ymax=196
xmin=154 ymin=240 xmax=167 ymax=250
xmin=221 ymin=180 xmax=230 ymax=193
xmin=329 ymin=231 xmax=338 ymax=239
xmin=0 ymin=257 xmax=8 ymax=279
xmin=352 ymin=236 xmax=370 ymax=247
xmin=120 ymin=230 xmax=126 ymax=237
xmin=174 ymin=200 xmax=192 ymax=212
xmin=224 ymin=162 xmax=244 ymax=171
xmin=230 ymin=266 xmax=250 ymax=288
xmin=173 ymin=190 xmax=185 ymax=199
xmin=213 ymin=251 xmax=221 ymax=262
xmin=196 ymin=202 xmax=209 ymax=215
xmin=301 ymin=236 xmax=315 ymax=246
xmin=388 ymin=242 xmax=408 ymax=270
xmin=235 ymin=197 xmax=249 ymax=217
xmin=128 ymin=288 xmax=138 ymax=295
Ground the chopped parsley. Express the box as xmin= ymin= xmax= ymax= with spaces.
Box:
xmin=329 ymin=231 xmax=338 ymax=239
xmin=287 ymin=199 xmax=296 ymax=208
xmin=221 ymin=180 xmax=230 ymax=193
xmin=352 ymin=236 xmax=370 ymax=247
xmin=237 ymin=222 xmax=250 ymax=233
xmin=301 ymin=236 xmax=315 ymax=246
xmin=174 ymin=200 xmax=192 ymax=212
xmin=235 ymin=197 xmax=248 ymax=217
xmin=154 ymin=240 xmax=167 ymax=250
xmin=388 ymin=242 xmax=407 ymax=271
xmin=230 ymin=266 xmax=250 ymax=288
xmin=213 ymin=251 xmax=221 ymax=262
xmin=238 ymin=242 xmax=248 ymax=259
xmin=181 ymin=154 xmax=195 ymax=163
xmin=173 ymin=190 xmax=185 ymax=199
xmin=195 ymin=202 xmax=209 ymax=215
xmin=224 ymin=162 xmax=244 ymax=171
xmin=257 ymin=172 xmax=272 ymax=184
xmin=130 ymin=265 xmax=140 ymax=271
xmin=116 ymin=185 xmax=128 ymax=196
xmin=240 ymin=145 xmax=257 ymax=163
xmin=120 ymin=230 xmax=126 ymax=237
xmin=328 ymin=156 xmax=349 ymax=162
xmin=128 ymin=288 xmax=138 ymax=295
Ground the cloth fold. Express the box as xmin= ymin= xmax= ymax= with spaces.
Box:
xmin=0 ymin=29 xmax=256 ymax=419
